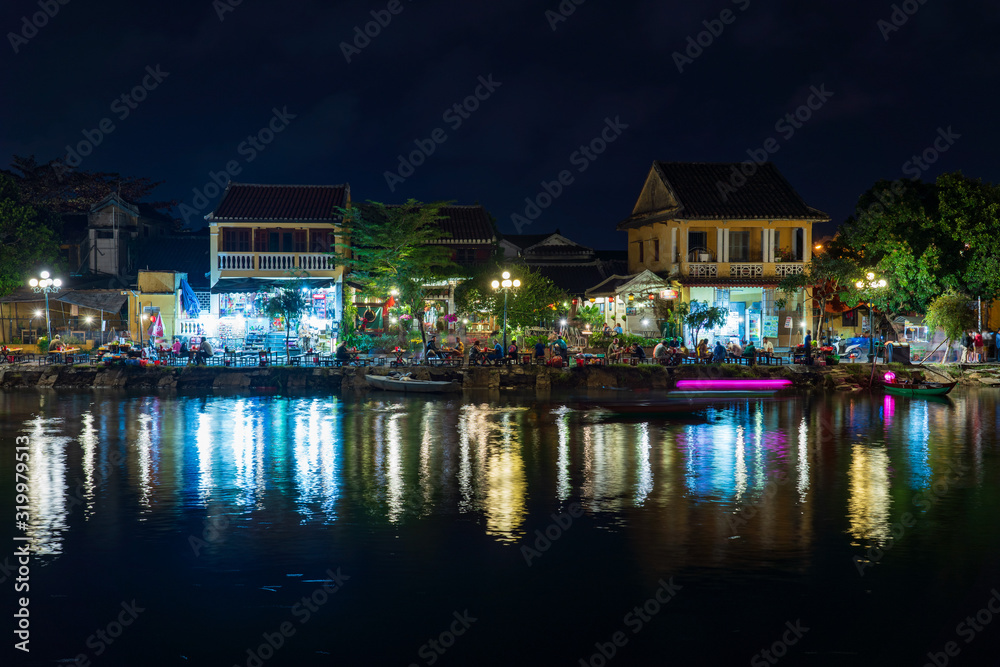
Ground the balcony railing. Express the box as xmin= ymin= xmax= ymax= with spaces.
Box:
xmin=217 ymin=252 xmax=339 ymax=273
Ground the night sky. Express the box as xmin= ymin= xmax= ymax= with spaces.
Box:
xmin=3 ymin=0 xmax=998 ymax=249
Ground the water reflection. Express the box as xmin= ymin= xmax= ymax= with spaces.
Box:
xmin=4 ymin=389 xmax=995 ymax=563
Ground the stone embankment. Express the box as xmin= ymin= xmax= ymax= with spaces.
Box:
xmin=1 ymin=362 xmax=996 ymax=393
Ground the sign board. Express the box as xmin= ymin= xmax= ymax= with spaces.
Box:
xmin=659 ymin=289 xmax=679 ymax=300
xmin=784 ymin=317 xmax=792 ymax=329
xmin=764 ymin=316 xmax=779 ymax=338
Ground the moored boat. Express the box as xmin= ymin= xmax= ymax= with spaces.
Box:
xmin=883 ymin=380 xmax=956 ymax=396
xmin=366 ymin=373 xmax=461 ymax=393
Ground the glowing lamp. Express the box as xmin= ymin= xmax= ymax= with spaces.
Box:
xmin=883 ymin=371 xmax=896 ymax=383
xmin=491 ymin=280 xmax=500 ymax=289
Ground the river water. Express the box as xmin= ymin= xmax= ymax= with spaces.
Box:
xmin=2 ymin=388 xmax=1000 ymax=666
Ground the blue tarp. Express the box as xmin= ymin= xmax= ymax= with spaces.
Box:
xmin=180 ymin=279 xmax=200 ymax=318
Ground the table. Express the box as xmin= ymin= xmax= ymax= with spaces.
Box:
xmin=1 ymin=347 xmax=24 ymax=364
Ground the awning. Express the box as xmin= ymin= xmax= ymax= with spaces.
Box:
xmin=55 ymin=290 xmax=128 ymax=313
xmin=212 ymin=278 xmax=338 ymax=294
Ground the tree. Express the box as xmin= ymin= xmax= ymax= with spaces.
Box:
xmin=777 ymin=253 xmax=858 ymax=336
xmin=333 ymin=200 xmax=459 ymax=351
xmin=575 ymin=305 xmax=605 ymax=328
xmin=454 ymin=263 xmax=567 ymax=335
xmin=266 ymin=285 xmax=309 ymax=363
xmin=0 ymin=174 xmax=61 ymax=298
xmin=684 ymin=300 xmax=728 ymax=345
xmin=924 ymin=290 xmax=977 ymax=363
xmin=2 ymin=155 xmax=176 ymax=215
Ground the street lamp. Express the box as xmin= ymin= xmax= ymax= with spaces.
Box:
xmin=491 ymin=271 xmax=520 ymax=353
xmin=28 ymin=271 xmax=62 ymax=344
xmin=855 ymin=272 xmax=887 ymax=363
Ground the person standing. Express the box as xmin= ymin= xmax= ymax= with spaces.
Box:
xmin=804 ymin=330 xmax=813 ymax=365
xmin=974 ymin=330 xmax=985 ymax=363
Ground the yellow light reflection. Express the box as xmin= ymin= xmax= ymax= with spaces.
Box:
xmin=25 ymin=416 xmax=70 ymax=557
xmin=847 ymin=444 xmax=892 ymax=545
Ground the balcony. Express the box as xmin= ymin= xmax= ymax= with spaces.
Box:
xmin=217 ymin=252 xmax=338 ymax=273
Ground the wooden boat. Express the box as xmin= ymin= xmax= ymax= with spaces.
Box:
xmin=366 ymin=373 xmax=461 ymax=393
xmin=883 ymin=380 xmax=956 ymax=396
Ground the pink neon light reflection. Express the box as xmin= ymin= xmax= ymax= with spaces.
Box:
xmin=675 ymin=379 xmax=792 ymax=391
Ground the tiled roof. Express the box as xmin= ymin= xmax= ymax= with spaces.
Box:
xmin=209 ymin=183 xmax=348 ymax=222
xmin=388 ymin=204 xmax=496 ymax=243
xmin=136 ymin=232 xmax=211 ymax=290
xmin=500 ymin=233 xmax=558 ymax=249
xmin=619 ymin=161 xmax=828 ymax=229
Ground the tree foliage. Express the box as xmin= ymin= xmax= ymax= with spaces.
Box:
xmin=2 ymin=155 xmax=176 ymax=215
xmin=0 ymin=174 xmax=61 ymax=298
xmin=684 ymin=300 xmax=728 ymax=344
xmin=454 ymin=262 xmax=567 ymax=332
xmin=778 ymin=253 xmax=858 ymax=333
xmin=924 ymin=290 xmax=977 ymax=361
xmin=333 ymin=200 xmax=460 ymax=348
xmin=266 ymin=284 xmax=309 ymax=363
xmin=830 ymin=173 xmax=1000 ymax=318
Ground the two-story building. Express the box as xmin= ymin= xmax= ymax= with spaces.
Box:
xmin=615 ymin=161 xmax=829 ymax=344
xmin=204 ymin=182 xmax=349 ymax=350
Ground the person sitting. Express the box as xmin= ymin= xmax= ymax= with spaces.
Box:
xmin=335 ymin=342 xmax=352 ymax=364
xmin=607 ymin=337 xmax=622 ymax=364
xmin=425 ymin=336 xmax=440 ymax=359
xmin=729 ymin=339 xmax=743 ymax=360
xmin=171 ymin=338 xmax=182 ymax=360
xmin=712 ymin=341 xmax=726 ymax=363
xmin=469 ymin=340 xmax=485 ymax=365
xmin=653 ymin=339 xmax=668 ymax=364
xmin=743 ymin=340 xmax=757 ymax=365
xmin=507 ymin=338 xmax=519 ymax=363
xmin=602 ymin=323 xmax=612 ymax=337
xmin=761 ymin=337 xmax=774 ymax=360
xmin=486 ymin=339 xmax=504 ymax=364
xmin=696 ymin=339 xmax=710 ymax=362
xmin=196 ymin=338 xmax=214 ymax=365
xmin=179 ymin=339 xmax=189 ymax=363
xmin=534 ymin=339 xmax=547 ymax=364
xmin=632 ymin=342 xmax=646 ymax=362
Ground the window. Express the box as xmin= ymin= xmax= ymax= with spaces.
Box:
xmin=729 ymin=231 xmax=750 ymax=261
xmin=842 ymin=309 xmax=858 ymax=327
xmin=294 ymin=231 xmax=307 ymax=253
xmin=310 ymin=230 xmax=335 ymax=252
xmin=688 ymin=231 xmax=707 ymax=252
xmin=653 ymin=239 xmax=659 ymax=261
xmin=222 ymin=228 xmax=251 ymax=252
xmin=455 ymin=248 xmax=476 ymax=265
xmin=638 ymin=240 xmax=644 ymax=263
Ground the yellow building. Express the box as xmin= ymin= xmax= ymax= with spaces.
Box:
xmin=203 ymin=183 xmax=350 ymax=350
xmin=615 ymin=161 xmax=829 ymax=344
xmin=126 ymin=271 xmax=189 ymax=344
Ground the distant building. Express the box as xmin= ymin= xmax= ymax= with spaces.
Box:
xmin=500 ymin=230 xmax=627 ymax=300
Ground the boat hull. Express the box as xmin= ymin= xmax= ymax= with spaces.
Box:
xmin=884 ymin=381 xmax=956 ymax=396
xmin=366 ymin=375 xmax=461 ymax=393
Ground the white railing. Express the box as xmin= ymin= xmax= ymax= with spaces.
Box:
xmin=775 ymin=264 xmax=805 ymax=276
xmin=217 ymin=252 xmax=339 ymax=273
xmin=258 ymin=253 xmax=298 ymax=271
xmin=689 ymin=264 xmax=718 ymax=278
xmin=218 ymin=253 xmax=254 ymax=270
xmin=299 ymin=254 xmax=335 ymax=271
xmin=730 ymin=263 xmax=763 ymax=277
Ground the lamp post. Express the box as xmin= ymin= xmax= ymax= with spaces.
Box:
xmin=854 ymin=272 xmax=887 ymax=363
xmin=28 ymin=271 xmax=62 ymax=344
xmin=491 ymin=271 xmax=520 ymax=353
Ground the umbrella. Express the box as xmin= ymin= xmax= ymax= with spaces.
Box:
xmin=147 ymin=313 xmax=165 ymax=339
xmin=180 ymin=279 xmax=200 ymax=318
